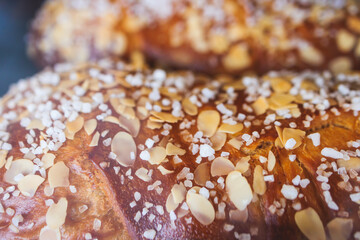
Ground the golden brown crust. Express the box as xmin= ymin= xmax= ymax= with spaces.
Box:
xmin=28 ymin=0 xmax=360 ymax=74
xmin=0 ymin=60 xmax=360 ymax=239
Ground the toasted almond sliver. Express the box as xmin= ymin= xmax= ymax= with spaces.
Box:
xmin=337 ymin=157 xmax=360 ymax=171
xmin=148 ymin=146 xmax=166 ymax=165
xmin=89 ymin=131 xmax=100 ymax=147
xmin=157 ymin=166 xmax=174 ymax=175
xmin=327 ymin=218 xmax=353 ymax=240
xmin=111 ymin=132 xmax=137 ymax=167
xmin=226 ymin=171 xmax=253 ymax=211
xmin=267 ymin=150 xmax=276 ymax=172
xmin=66 ymin=116 xmax=84 ymax=134
xmin=210 ymin=132 xmax=227 ymax=151
xmin=48 ymin=161 xmax=70 ymax=188
xmin=4 ymin=159 xmax=34 ymax=184
xmin=151 ymin=111 xmax=179 ymax=123
xmin=119 ymin=115 xmax=140 ymax=137
xmin=282 ymin=128 xmax=305 ymax=150
xmin=186 ymin=191 xmax=215 ymax=225
xmin=18 ymin=174 xmax=45 ymax=197
xmin=0 ymin=150 xmax=8 ymax=169
xmin=104 ymin=116 xmax=120 ymax=125
xmin=194 ymin=163 xmax=210 ymax=186
xmin=253 ymin=165 xmax=266 ymax=195
xmin=171 ymin=183 xmax=186 ymax=204
xmin=252 ymin=97 xmax=269 ymax=115
xmin=228 ymin=138 xmax=242 ymax=150
xmin=235 ymin=157 xmax=250 ymax=173
xmin=39 ymin=226 xmax=60 ymax=240
xmin=41 ymin=153 xmax=56 ymax=169
xmin=46 ymin=197 xmax=68 ymax=229
xmin=84 ymin=119 xmax=97 ymax=135
xmin=166 ymin=143 xmax=186 ymax=156
xmin=270 ymin=78 xmax=292 ymax=93
xmin=197 ymin=110 xmax=220 ymax=137
xmin=294 ymin=207 xmax=325 ymax=240
xmin=211 ymin=157 xmax=235 ymax=177
xmin=26 ymin=119 xmax=45 ymax=131
xmin=218 ymin=123 xmax=243 ymax=134
xmin=166 ymin=193 xmax=179 ymax=212
xmin=183 ymin=98 xmax=198 ymax=116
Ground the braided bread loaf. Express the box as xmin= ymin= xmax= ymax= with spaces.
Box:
xmin=28 ymin=0 xmax=360 ymax=74
xmin=0 ymin=60 xmax=359 ymax=239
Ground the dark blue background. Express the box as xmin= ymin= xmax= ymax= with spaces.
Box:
xmin=0 ymin=0 xmax=44 ymax=96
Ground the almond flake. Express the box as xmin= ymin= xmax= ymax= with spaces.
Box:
xmin=210 ymin=132 xmax=227 ymax=151
xmin=186 ymin=191 xmax=215 ymax=225
xmin=282 ymin=128 xmax=305 ymax=150
xmin=253 ymin=165 xmax=266 ymax=195
xmin=46 ymin=197 xmax=68 ymax=229
xmin=171 ymin=183 xmax=186 ymax=204
xmin=211 ymin=157 xmax=235 ymax=177
xmin=119 ymin=115 xmax=140 ymax=137
xmin=229 ymin=208 xmax=248 ymax=222
xmin=166 ymin=143 xmax=186 ymax=156
xmin=197 ymin=110 xmax=220 ymax=137
xmin=41 ymin=153 xmax=56 ymax=169
xmin=226 ymin=171 xmax=253 ymax=211
xmin=228 ymin=138 xmax=242 ymax=150
xmin=267 ymin=151 xmax=276 ymax=171
xmin=218 ymin=123 xmax=243 ymax=134
xmin=270 ymin=78 xmax=292 ymax=93
xmin=183 ymin=98 xmax=198 ymax=116
xmin=235 ymin=157 xmax=250 ymax=173
xmin=39 ymin=227 xmax=60 ymax=240
xmin=157 ymin=166 xmax=174 ymax=175
xmin=166 ymin=193 xmax=179 ymax=212
xmin=84 ymin=119 xmax=97 ymax=135
xmin=111 ymin=132 xmax=137 ymax=167
xmin=337 ymin=157 xmax=360 ymax=171
xmin=148 ymin=146 xmax=166 ymax=165
xmin=4 ymin=159 xmax=34 ymax=184
xmin=294 ymin=207 xmax=325 ymax=240
xmin=89 ymin=131 xmax=100 ymax=147
xmin=26 ymin=119 xmax=45 ymax=131
xmin=0 ymin=150 xmax=8 ymax=168
xmin=49 ymin=161 xmax=69 ymax=188
xmin=66 ymin=116 xmax=84 ymax=134
xmin=18 ymin=175 xmax=45 ymax=197
xmin=151 ymin=111 xmax=179 ymax=123
xmin=327 ymin=218 xmax=353 ymax=240
xmin=194 ymin=163 xmax=210 ymax=186
xmin=251 ymin=97 xmax=269 ymax=115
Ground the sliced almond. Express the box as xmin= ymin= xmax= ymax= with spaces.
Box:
xmin=210 ymin=132 xmax=227 ymax=151
xmin=218 ymin=123 xmax=243 ymax=134
xmin=46 ymin=198 xmax=68 ymax=229
xmin=270 ymin=78 xmax=292 ymax=93
xmin=4 ymin=159 xmax=34 ymax=184
xmin=336 ymin=29 xmax=356 ymax=53
xmin=84 ymin=119 xmax=97 ymax=135
xmin=89 ymin=131 xmax=100 ymax=147
xmin=166 ymin=193 xmax=179 ymax=212
xmin=171 ymin=183 xmax=186 ymax=204
xmin=211 ymin=157 xmax=235 ymax=177
xmin=119 ymin=115 xmax=140 ymax=137
xmin=157 ymin=166 xmax=174 ymax=175
xmin=223 ymin=44 xmax=251 ymax=71
xmin=299 ymin=45 xmax=323 ymax=66
xmin=148 ymin=146 xmax=166 ymax=165
xmin=48 ymin=161 xmax=69 ymax=188
xmin=111 ymin=132 xmax=137 ymax=167
xmin=41 ymin=153 xmax=56 ymax=169
xmin=197 ymin=110 xmax=220 ymax=137
xmin=186 ymin=191 xmax=215 ymax=225
xmin=337 ymin=157 xmax=360 ymax=171
xmin=294 ymin=207 xmax=325 ymax=240
xmin=327 ymin=218 xmax=353 ymax=240
xmin=267 ymin=150 xmax=276 ymax=172
xmin=183 ymin=98 xmax=198 ymax=116
xmin=253 ymin=165 xmax=266 ymax=195
xmin=18 ymin=174 xmax=45 ymax=197
xmin=228 ymin=138 xmax=242 ymax=150
xmin=39 ymin=226 xmax=60 ymax=240
xmin=252 ymin=97 xmax=269 ymax=115
xmin=235 ymin=157 xmax=250 ymax=173
xmin=282 ymin=128 xmax=305 ymax=150
xmin=104 ymin=116 xmax=120 ymax=125
xmin=166 ymin=143 xmax=186 ymax=156
xmin=66 ymin=116 xmax=84 ymax=134
xmin=0 ymin=150 xmax=8 ymax=168
xmin=26 ymin=119 xmax=45 ymax=131
xmin=151 ymin=111 xmax=179 ymax=123
xmin=226 ymin=171 xmax=253 ymax=211
xmin=194 ymin=163 xmax=210 ymax=186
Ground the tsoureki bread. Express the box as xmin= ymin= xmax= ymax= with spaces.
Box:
xmin=28 ymin=0 xmax=360 ymax=74
xmin=0 ymin=60 xmax=359 ymax=239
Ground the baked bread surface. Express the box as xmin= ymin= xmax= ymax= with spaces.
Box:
xmin=28 ymin=0 xmax=360 ymax=74
xmin=0 ymin=60 xmax=359 ymax=239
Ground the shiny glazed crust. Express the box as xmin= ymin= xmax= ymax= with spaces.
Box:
xmin=28 ymin=0 xmax=360 ymax=74
xmin=0 ymin=60 xmax=359 ymax=239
